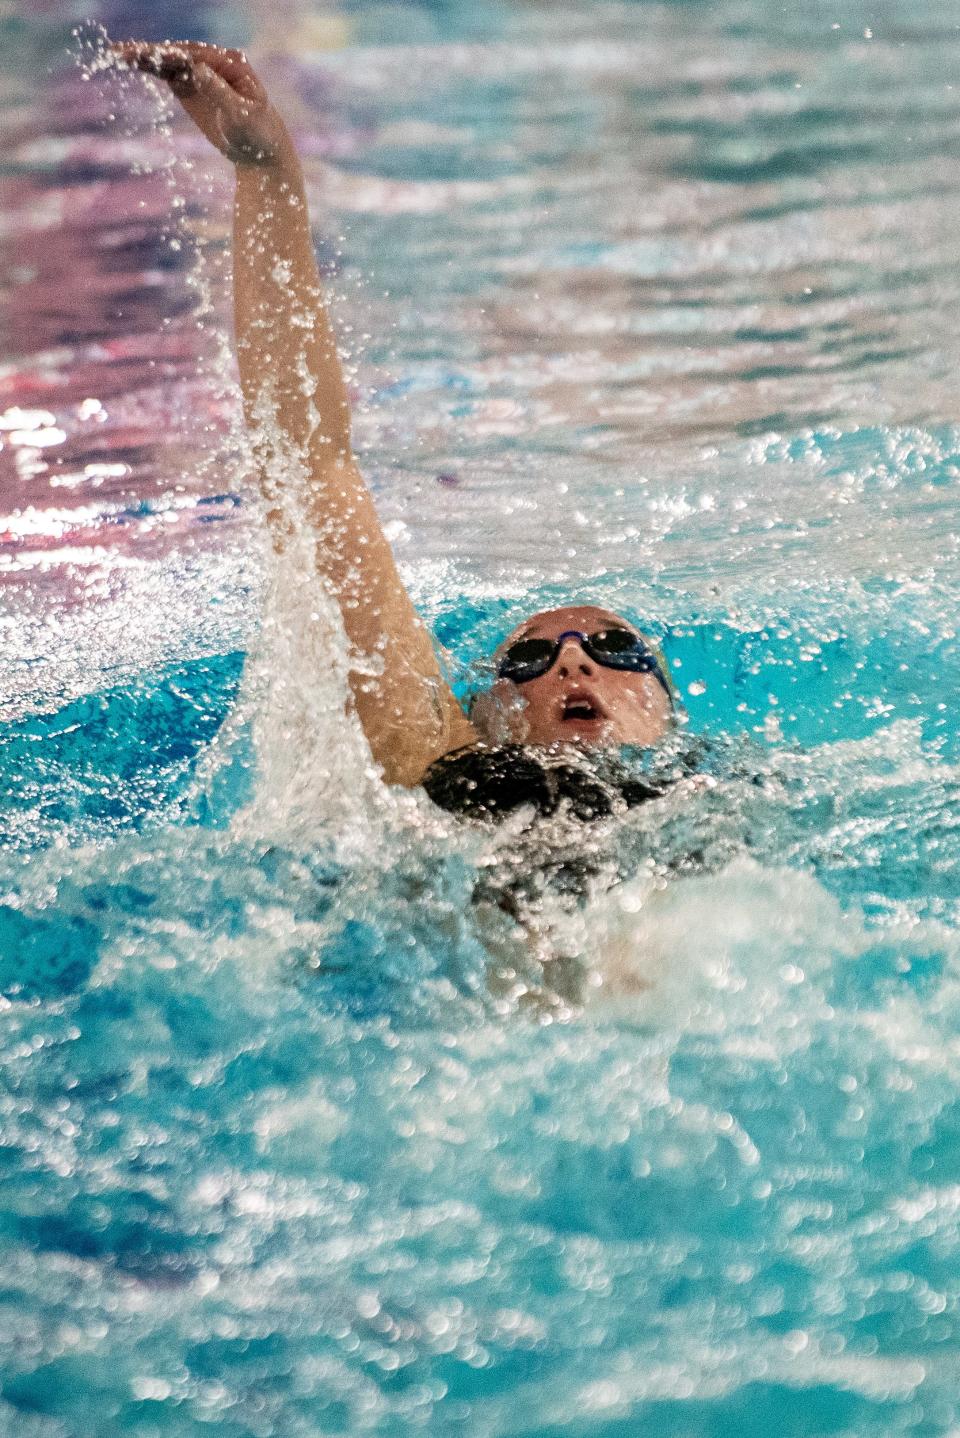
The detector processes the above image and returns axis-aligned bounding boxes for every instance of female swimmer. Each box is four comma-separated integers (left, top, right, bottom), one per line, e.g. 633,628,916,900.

114,41,677,819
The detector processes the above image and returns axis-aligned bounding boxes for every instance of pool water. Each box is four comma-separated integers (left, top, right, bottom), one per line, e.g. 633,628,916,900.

4,0,960,1433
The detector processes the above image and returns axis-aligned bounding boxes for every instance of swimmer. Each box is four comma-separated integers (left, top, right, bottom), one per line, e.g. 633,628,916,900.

114,41,676,815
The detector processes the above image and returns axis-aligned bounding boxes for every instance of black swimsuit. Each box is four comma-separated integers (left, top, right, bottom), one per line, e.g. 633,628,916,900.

422,742,671,933
422,735,767,1000
423,743,666,824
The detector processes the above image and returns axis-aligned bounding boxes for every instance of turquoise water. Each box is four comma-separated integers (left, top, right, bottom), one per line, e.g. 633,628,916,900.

4,1,960,1433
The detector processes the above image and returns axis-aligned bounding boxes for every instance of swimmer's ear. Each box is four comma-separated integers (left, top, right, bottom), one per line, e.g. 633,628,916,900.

466,689,492,733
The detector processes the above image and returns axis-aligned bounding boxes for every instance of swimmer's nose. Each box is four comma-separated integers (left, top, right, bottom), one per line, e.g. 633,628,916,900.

556,635,596,679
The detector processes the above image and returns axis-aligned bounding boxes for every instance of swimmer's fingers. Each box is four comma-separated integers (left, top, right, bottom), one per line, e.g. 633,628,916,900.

111,40,288,166
111,41,264,99
113,41,187,87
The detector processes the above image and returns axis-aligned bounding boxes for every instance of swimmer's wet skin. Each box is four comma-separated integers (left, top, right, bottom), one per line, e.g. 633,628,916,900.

113,41,675,803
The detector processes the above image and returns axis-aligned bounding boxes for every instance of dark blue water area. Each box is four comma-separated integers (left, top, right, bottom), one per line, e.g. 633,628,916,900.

0,614,958,1417
1,839,958,1436
0,573,957,1034
0,652,248,849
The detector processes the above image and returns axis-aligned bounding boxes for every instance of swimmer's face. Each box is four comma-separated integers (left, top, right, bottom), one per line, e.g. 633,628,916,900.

478,605,673,750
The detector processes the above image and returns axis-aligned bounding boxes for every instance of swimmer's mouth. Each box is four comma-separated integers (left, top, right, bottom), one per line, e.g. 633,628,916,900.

560,692,607,723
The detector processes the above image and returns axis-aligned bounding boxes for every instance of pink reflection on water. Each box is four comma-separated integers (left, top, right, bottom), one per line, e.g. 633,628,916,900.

0,52,244,582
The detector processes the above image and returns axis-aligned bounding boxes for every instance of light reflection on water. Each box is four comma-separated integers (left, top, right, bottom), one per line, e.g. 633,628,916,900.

2,1,960,1433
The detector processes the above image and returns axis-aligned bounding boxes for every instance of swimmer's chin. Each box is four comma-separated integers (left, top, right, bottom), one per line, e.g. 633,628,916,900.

523,717,620,750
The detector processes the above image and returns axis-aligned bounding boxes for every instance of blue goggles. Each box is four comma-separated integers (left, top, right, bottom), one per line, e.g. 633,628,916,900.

496,628,673,698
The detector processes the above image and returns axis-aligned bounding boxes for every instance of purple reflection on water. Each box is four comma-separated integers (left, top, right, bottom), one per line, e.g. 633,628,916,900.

0,10,359,597
1,39,233,558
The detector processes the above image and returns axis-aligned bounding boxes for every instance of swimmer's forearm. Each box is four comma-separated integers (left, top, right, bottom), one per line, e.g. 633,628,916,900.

232,147,476,782
232,151,413,642
115,41,355,483
233,144,354,476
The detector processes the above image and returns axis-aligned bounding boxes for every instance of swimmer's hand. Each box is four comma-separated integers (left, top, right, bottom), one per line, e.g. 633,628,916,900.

112,40,293,169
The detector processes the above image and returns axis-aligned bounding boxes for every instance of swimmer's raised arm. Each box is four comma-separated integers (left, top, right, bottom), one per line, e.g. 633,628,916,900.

114,41,476,785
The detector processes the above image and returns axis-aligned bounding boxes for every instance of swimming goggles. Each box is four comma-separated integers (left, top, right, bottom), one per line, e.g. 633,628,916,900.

496,628,673,697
